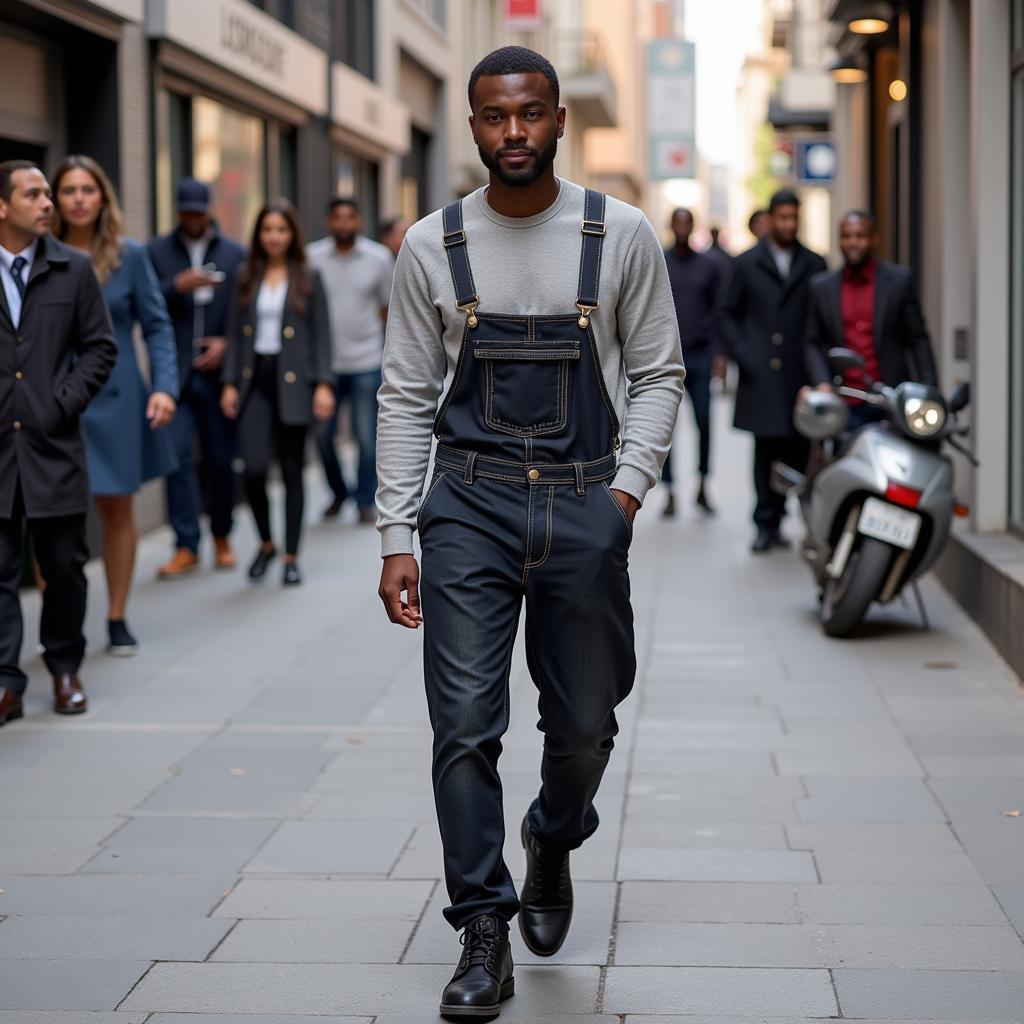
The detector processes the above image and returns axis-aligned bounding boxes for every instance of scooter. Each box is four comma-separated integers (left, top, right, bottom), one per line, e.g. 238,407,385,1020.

772,348,974,638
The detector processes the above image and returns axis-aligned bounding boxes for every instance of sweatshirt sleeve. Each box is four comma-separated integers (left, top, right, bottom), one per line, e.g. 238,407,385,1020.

375,241,448,557
609,216,687,504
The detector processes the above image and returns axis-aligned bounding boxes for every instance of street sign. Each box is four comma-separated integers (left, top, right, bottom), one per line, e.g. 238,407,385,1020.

505,0,542,30
795,138,836,185
647,39,697,181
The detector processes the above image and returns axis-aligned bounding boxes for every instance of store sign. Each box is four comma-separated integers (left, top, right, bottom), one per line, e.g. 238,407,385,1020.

795,137,837,185
147,0,328,115
647,39,696,180
332,63,411,156
505,0,543,30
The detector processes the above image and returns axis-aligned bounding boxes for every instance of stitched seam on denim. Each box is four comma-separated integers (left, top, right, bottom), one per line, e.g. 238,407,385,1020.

521,484,535,587
602,480,633,538
416,469,451,534
525,485,554,570
585,322,620,438
484,358,569,437
433,320,469,436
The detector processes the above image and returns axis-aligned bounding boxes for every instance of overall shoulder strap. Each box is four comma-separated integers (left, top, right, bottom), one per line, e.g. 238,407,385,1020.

576,189,606,325
441,200,479,324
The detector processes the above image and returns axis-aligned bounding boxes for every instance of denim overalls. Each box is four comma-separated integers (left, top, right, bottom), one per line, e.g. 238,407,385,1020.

419,190,637,929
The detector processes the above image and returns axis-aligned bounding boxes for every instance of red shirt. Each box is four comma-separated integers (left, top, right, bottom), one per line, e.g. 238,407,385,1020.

840,259,879,401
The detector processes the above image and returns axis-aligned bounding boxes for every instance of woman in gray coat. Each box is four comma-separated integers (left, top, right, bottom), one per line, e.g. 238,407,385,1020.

221,200,334,586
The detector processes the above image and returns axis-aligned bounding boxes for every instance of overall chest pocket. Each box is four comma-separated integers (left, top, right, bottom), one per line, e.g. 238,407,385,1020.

474,339,580,437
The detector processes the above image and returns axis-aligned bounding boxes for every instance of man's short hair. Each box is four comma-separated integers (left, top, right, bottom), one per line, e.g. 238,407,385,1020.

769,189,800,212
841,208,876,228
670,207,694,224
328,196,359,215
748,209,768,232
468,46,560,111
0,159,41,202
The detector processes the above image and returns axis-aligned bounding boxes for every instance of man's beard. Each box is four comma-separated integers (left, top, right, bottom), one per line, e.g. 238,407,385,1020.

478,133,558,187
332,231,357,246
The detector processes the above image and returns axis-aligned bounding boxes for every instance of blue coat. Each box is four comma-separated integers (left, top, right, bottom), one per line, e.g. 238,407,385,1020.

82,241,180,495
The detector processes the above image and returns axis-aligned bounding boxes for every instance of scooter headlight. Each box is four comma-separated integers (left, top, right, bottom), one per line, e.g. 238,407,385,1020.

903,396,946,438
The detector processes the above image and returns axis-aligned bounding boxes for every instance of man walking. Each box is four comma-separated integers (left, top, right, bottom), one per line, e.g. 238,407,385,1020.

661,207,723,517
804,210,938,426
148,178,246,577
721,189,826,552
0,160,116,723
376,47,684,1020
308,198,393,523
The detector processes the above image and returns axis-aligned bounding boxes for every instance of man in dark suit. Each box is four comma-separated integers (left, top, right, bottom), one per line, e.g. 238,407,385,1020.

0,160,116,724
721,189,827,553
147,179,246,578
803,210,938,428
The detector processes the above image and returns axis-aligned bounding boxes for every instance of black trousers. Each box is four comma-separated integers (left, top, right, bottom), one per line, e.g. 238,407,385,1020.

753,434,809,528
662,348,713,485
239,356,308,557
0,484,88,695
419,471,636,929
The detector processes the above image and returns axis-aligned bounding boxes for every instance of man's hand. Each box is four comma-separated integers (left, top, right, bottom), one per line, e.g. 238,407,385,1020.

379,554,423,628
220,385,240,421
174,267,220,294
313,383,336,423
798,383,835,401
712,355,729,381
146,391,176,430
610,488,641,524
193,337,227,372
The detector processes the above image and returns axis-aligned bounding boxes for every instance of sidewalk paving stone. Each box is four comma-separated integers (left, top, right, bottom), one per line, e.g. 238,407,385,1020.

0,959,150,1011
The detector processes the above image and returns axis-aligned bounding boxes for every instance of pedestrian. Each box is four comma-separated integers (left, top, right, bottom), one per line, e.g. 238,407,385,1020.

221,200,334,587
378,216,409,259
147,178,246,578
721,188,827,553
748,208,770,241
307,198,393,524
0,160,116,723
50,155,179,656
376,47,684,1020
803,209,938,429
661,207,723,518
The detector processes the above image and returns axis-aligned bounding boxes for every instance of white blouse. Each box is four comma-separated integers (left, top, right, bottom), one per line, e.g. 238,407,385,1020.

254,279,287,356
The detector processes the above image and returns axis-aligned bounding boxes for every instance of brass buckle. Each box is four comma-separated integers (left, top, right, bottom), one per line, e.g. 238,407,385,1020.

581,220,606,237
457,299,480,328
576,303,597,329
443,229,467,248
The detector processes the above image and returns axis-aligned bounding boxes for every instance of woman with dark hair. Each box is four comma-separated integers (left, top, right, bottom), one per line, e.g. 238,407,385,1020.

221,200,334,586
51,154,178,655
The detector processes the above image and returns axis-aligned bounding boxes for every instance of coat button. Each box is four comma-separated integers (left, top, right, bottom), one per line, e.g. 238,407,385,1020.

13,421,22,431
283,326,295,339
528,468,540,481
15,371,23,380
284,371,297,383
772,333,784,346
243,325,253,336
770,357,783,370
242,367,253,379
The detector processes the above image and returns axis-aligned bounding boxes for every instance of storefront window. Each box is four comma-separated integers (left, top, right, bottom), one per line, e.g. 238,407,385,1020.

193,96,266,243
334,150,380,234
1012,11,1024,530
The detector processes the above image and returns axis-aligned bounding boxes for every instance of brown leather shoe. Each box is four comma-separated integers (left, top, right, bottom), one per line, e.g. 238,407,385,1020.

53,674,88,715
213,536,236,570
0,687,24,726
157,548,200,579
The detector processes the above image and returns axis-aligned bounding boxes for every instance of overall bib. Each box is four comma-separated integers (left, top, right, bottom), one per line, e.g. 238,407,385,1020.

419,191,637,929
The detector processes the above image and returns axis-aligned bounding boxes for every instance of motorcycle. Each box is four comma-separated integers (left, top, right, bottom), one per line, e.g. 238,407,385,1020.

771,348,974,637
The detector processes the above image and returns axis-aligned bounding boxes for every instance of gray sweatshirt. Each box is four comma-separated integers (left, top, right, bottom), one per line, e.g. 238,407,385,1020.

376,178,685,557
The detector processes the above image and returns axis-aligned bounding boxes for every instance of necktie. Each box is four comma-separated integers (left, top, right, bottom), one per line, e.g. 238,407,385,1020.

11,256,27,298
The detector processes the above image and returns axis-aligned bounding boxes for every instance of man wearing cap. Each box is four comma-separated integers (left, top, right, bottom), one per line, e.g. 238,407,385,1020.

148,178,246,577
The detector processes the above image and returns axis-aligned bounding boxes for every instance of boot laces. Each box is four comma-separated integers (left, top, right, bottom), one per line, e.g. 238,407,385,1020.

533,841,570,898
460,917,501,971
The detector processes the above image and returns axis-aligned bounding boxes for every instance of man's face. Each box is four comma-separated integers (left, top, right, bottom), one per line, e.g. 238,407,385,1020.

327,204,361,246
178,211,210,239
770,203,799,247
839,215,875,268
0,168,53,239
750,212,770,240
671,212,694,248
470,72,565,188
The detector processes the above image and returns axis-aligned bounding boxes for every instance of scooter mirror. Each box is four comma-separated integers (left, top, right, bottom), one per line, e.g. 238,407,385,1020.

949,381,971,413
827,347,867,373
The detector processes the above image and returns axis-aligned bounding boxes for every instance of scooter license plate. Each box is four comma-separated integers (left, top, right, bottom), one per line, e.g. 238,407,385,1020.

858,497,921,550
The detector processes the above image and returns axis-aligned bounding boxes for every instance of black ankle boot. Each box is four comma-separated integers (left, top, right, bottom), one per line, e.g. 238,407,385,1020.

439,915,514,1021
248,546,276,580
518,815,573,957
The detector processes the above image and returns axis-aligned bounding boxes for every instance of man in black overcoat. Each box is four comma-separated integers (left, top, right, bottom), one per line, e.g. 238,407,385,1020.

720,189,827,552
0,161,116,724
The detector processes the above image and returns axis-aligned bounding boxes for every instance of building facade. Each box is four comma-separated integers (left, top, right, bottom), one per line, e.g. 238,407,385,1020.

828,0,1024,678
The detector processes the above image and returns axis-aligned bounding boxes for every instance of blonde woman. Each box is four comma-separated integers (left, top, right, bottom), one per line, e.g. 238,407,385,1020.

51,155,179,655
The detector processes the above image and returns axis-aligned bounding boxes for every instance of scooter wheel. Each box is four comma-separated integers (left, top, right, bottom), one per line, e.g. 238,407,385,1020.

821,538,894,638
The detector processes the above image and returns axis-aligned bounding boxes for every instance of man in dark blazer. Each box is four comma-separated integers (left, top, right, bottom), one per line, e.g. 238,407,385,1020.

720,189,827,553
147,179,246,578
803,210,938,428
0,160,116,724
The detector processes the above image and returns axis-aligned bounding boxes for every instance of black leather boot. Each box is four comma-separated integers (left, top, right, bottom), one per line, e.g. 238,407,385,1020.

439,915,514,1021
518,815,573,957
